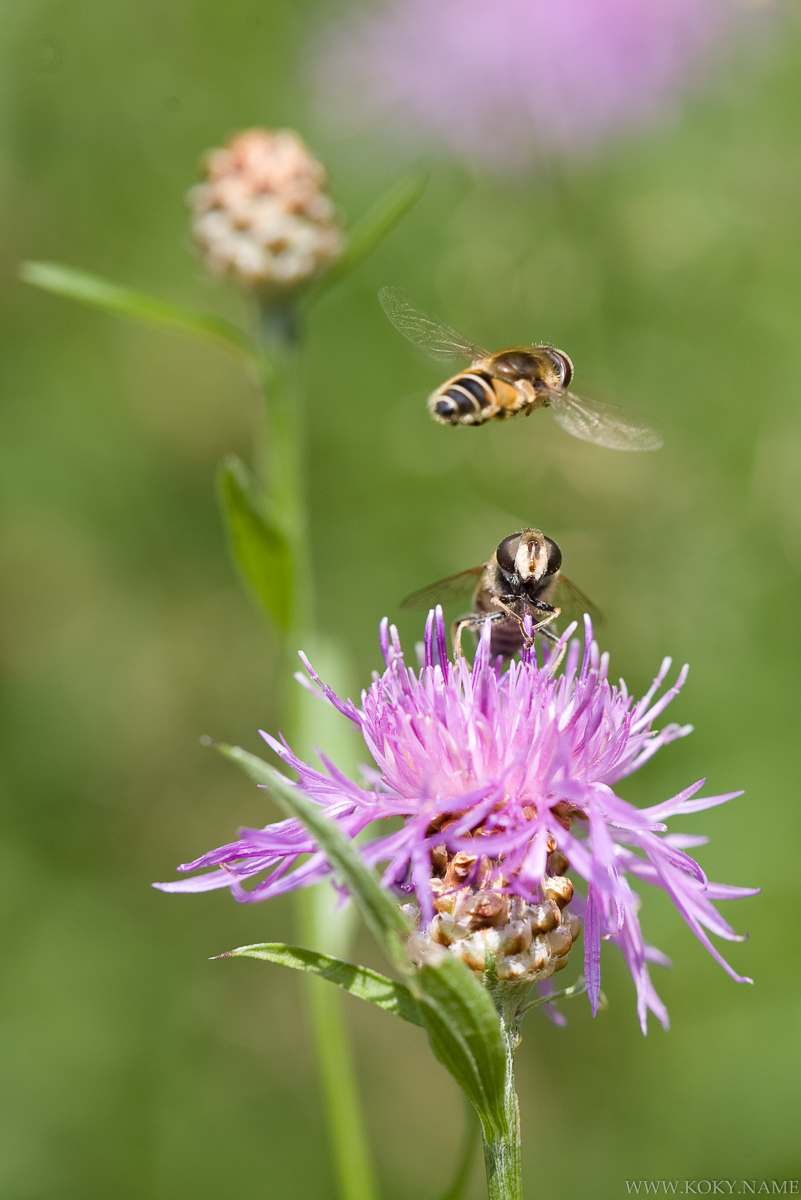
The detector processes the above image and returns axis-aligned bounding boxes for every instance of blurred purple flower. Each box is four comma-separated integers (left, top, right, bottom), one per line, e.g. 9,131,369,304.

156,612,756,1031
313,0,762,166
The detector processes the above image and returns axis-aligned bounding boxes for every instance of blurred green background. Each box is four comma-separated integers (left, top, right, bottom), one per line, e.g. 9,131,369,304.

1,1,800,1196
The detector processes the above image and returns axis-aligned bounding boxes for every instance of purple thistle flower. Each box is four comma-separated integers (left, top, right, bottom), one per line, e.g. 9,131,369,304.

156,612,756,1032
313,0,766,167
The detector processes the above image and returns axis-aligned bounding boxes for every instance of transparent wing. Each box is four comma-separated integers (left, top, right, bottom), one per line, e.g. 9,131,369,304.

546,388,663,452
400,565,485,612
551,572,604,627
379,286,489,365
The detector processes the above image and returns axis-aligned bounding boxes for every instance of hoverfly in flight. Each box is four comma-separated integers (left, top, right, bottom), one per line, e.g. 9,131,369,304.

380,287,662,451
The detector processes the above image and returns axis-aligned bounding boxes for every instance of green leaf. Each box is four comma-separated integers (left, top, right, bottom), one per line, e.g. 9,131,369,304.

411,954,511,1138
211,741,512,1137
210,743,410,962
219,942,422,1026
20,261,256,359
309,166,429,300
217,455,293,631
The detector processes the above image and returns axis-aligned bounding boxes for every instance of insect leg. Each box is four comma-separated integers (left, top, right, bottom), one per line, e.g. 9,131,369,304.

451,612,505,659
452,616,468,660
540,617,569,676
537,624,560,644
492,595,556,621
526,606,561,648
523,608,571,676
489,595,524,624
489,596,541,648
490,596,563,650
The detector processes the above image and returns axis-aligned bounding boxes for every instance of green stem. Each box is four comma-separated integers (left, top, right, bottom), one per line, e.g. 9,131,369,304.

254,306,311,628
481,1021,522,1200
437,1096,479,1200
253,297,377,1200
297,888,377,1200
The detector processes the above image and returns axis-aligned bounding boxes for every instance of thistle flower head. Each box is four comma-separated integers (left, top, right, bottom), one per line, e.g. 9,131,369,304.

315,0,769,167
157,613,756,1031
188,128,343,290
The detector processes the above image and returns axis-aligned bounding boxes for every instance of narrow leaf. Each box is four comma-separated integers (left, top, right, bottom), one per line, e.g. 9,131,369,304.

310,167,428,299
220,942,422,1026
217,455,293,631
213,740,512,1133
20,261,256,358
211,743,410,961
411,954,510,1136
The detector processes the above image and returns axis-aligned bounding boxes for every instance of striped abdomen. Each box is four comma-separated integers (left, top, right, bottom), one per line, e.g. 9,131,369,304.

429,371,496,425
488,617,526,659
429,370,528,426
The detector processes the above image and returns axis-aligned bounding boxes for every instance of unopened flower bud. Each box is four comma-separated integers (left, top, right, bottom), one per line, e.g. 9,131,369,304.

527,937,551,974
430,913,469,945
565,909,581,942
450,932,486,973
542,875,574,908
548,849,570,876
444,850,477,887
400,902,421,925
188,128,343,290
526,899,561,933
496,919,532,956
430,842,448,874
545,924,573,958
455,889,509,929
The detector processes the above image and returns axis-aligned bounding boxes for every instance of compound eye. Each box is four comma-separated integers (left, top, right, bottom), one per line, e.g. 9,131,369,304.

496,534,521,575
554,350,574,389
544,537,562,574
